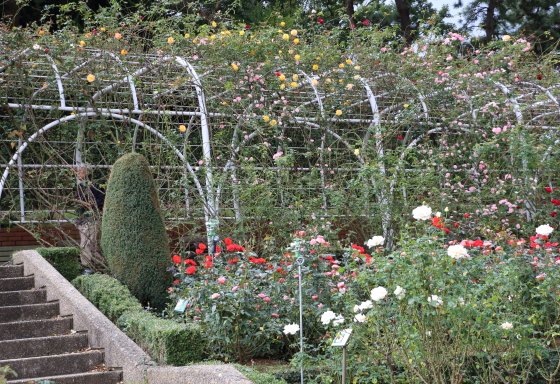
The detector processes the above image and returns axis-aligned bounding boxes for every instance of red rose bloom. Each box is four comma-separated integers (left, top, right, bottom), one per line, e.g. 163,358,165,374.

186,266,196,274
318,17,324,24
224,238,233,246
172,255,182,264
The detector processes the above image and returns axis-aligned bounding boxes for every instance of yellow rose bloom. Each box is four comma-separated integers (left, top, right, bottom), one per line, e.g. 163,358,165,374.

290,30,298,36
313,64,319,70
279,74,286,81
210,35,216,40
292,74,299,80
239,30,245,35
167,36,175,44
282,34,289,40
294,55,300,60
354,75,360,79
270,119,277,126
231,63,239,71
335,110,342,116
293,38,300,44
121,49,128,55
263,116,270,122
179,125,187,132
114,33,122,39
79,40,86,46
100,28,106,32
354,149,360,155
280,84,286,90
280,22,286,27
502,35,511,41
184,33,190,38
39,30,45,35
87,74,95,82
291,82,297,88
404,104,409,108
311,79,319,86
339,63,345,68
346,59,352,64
211,21,217,27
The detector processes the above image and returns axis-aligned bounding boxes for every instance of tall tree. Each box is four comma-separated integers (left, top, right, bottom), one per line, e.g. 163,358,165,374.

456,0,560,47
394,0,413,45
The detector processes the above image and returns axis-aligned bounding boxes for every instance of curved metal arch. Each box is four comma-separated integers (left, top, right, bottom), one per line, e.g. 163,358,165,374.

0,112,207,202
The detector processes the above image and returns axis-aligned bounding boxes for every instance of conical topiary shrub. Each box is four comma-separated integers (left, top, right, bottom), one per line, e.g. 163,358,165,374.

101,152,171,310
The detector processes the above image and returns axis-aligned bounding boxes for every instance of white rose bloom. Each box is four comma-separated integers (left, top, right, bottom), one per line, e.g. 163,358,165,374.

354,313,367,323
412,205,432,220
366,236,385,248
358,300,373,311
353,304,360,313
283,323,300,335
321,310,337,325
447,244,468,259
536,224,554,236
394,286,405,300
428,295,443,307
370,286,388,301
500,322,513,330
333,315,344,326
458,297,465,306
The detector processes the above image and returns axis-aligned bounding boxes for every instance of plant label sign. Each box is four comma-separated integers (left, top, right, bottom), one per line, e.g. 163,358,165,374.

174,298,190,313
331,328,352,347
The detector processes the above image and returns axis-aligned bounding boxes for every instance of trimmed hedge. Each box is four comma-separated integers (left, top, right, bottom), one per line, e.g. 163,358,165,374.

72,274,206,365
101,153,172,310
37,247,82,282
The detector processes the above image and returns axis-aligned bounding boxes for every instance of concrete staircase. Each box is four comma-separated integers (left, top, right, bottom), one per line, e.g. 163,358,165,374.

0,264,123,384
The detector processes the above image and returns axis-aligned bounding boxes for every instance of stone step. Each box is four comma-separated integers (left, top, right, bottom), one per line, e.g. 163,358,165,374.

7,370,123,384
0,265,23,278
0,333,89,360
0,289,46,307
0,317,73,341
0,276,34,292
0,350,105,380
0,302,59,323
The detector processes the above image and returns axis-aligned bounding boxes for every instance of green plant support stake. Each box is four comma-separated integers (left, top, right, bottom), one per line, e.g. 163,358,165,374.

293,238,304,384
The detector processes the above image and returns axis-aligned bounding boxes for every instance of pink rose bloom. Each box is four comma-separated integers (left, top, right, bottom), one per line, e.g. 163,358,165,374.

211,293,220,299
312,295,318,300
232,286,239,291
264,297,271,302
337,282,345,288
217,277,226,284
271,313,279,318
258,293,266,298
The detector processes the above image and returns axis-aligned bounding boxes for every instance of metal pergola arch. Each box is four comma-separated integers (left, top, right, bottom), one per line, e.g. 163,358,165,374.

1,46,560,240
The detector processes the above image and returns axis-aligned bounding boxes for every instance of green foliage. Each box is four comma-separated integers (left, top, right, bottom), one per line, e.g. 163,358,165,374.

233,364,289,384
118,310,206,365
101,152,172,310
0,365,16,384
37,247,82,282
73,273,206,365
72,274,143,322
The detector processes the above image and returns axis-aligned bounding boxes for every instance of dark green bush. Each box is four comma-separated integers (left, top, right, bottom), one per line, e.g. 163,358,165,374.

72,273,206,365
72,274,143,322
37,247,82,282
101,152,172,310
118,310,206,365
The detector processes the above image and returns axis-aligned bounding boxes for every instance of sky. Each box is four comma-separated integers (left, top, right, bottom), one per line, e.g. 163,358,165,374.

430,0,464,28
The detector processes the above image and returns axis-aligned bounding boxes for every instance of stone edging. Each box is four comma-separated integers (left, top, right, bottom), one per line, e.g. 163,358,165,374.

13,250,253,384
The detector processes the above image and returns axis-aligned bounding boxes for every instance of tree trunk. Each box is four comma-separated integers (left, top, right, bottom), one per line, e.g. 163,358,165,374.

484,0,497,43
345,0,356,28
2,0,21,26
394,0,413,45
